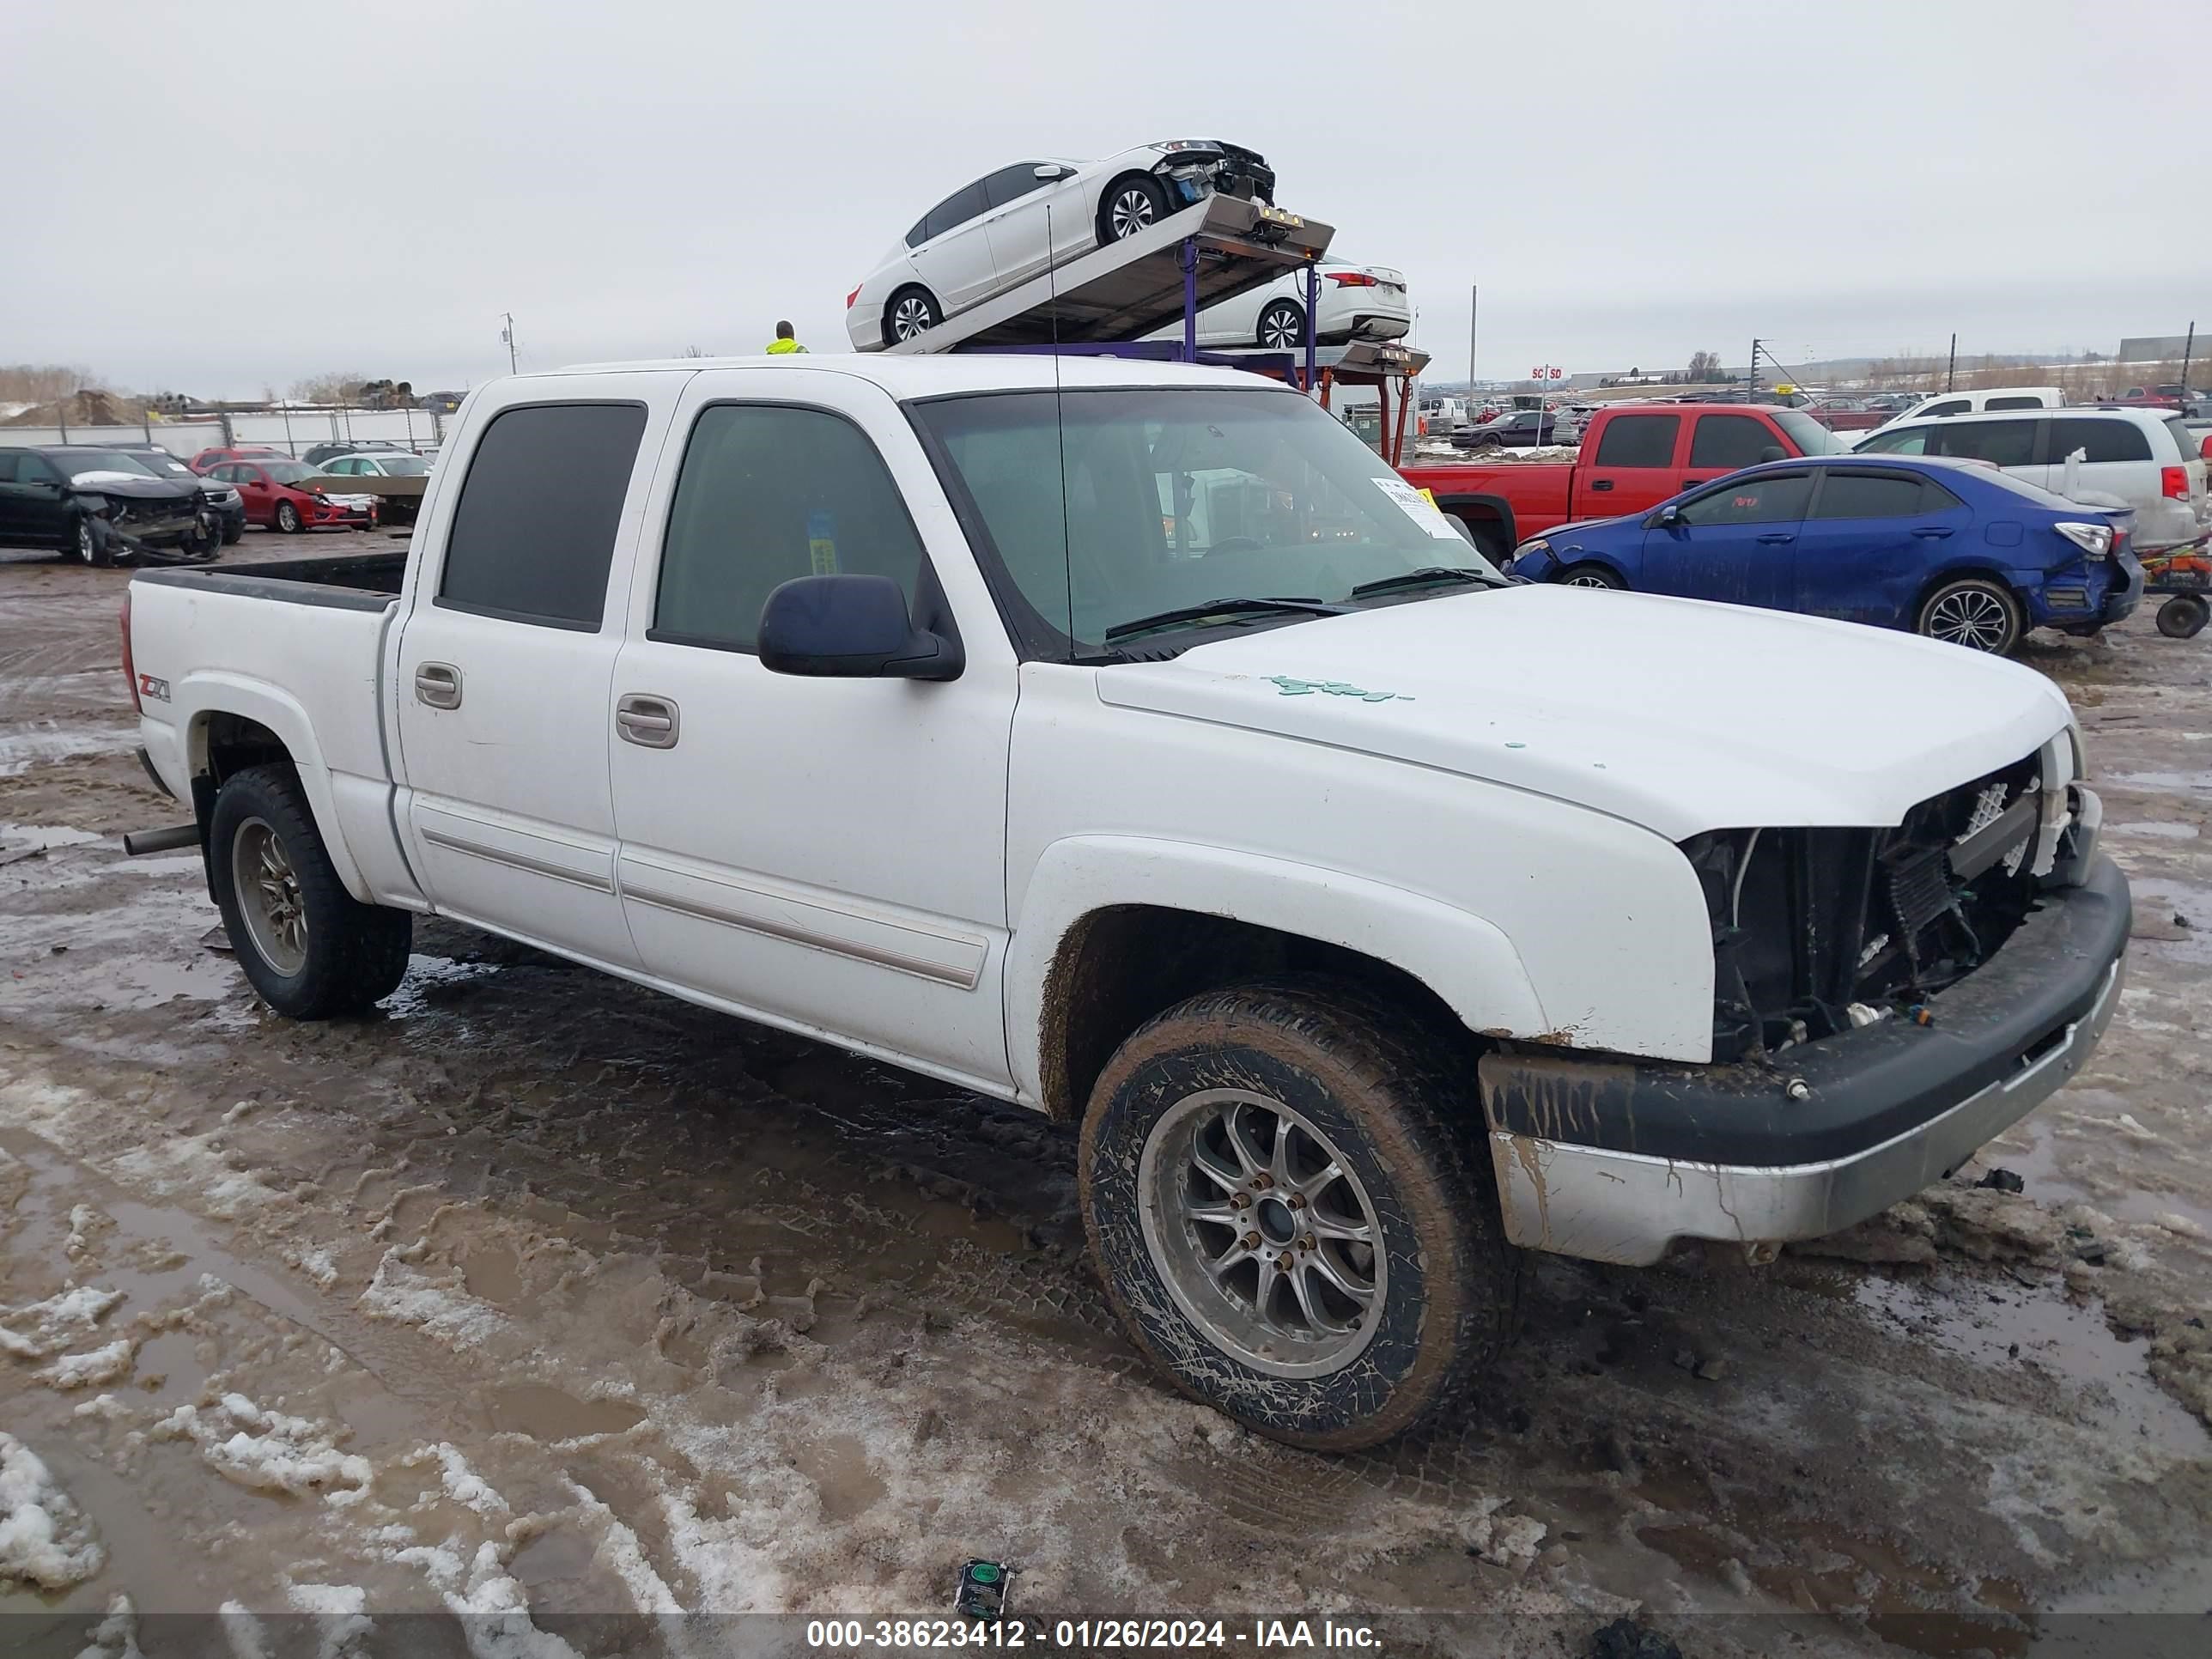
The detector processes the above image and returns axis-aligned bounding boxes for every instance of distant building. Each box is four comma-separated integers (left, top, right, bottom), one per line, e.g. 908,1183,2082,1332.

2118,335,2196,362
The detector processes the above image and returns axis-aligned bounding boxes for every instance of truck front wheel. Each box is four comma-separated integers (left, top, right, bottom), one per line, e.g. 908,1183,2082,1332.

1079,981,1508,1451
209,763,412,1018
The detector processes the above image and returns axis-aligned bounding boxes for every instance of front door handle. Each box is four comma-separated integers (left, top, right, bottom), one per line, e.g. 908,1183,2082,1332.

413,663,462,709
1589,478,1614,491
1756,532,1796,544
1681,478,1708,489
616,693,680,749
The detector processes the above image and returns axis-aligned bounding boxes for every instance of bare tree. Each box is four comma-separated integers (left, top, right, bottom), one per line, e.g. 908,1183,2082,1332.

287,370,373,404
1686,349,1723,384
0,363,97,404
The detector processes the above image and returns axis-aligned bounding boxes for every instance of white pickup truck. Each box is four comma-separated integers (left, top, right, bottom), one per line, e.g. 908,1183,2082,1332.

122,355,2129,1449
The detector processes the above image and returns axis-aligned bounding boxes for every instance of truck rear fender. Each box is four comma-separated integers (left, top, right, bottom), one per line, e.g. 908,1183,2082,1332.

1005,835,1549,1115
176,672,373,902
1431,492,1519,560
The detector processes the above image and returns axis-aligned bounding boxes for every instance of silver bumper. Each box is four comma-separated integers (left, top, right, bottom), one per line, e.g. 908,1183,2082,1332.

1486,955,2124,1267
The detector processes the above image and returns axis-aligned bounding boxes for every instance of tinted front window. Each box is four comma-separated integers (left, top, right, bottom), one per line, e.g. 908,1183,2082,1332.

1811,471,1942,519
1928,419,2037,467
1675,472,1814,526
264,462,320,484
923,181,989,240
1856,427,1926,455
915,388,1498,657
438,402,646,629
1920,400,1970,418
2047,418,2151,464
1593,414,1679,468
653,404,927,654
983,164,1048,208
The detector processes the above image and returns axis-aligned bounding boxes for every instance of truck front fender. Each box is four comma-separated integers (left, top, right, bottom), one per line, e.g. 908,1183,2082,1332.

1004,835,1548,1108
177,672,371,902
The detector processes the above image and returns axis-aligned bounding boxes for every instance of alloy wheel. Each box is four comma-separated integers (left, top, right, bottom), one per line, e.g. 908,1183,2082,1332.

1925,588,2013,650
1258,306,1304,349
230,816,308,975
890,296,934,341
1109,188,1157,239
1138,1088,1385,1377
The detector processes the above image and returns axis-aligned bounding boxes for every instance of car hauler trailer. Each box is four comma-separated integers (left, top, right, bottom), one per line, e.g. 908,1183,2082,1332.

881,192,1334,381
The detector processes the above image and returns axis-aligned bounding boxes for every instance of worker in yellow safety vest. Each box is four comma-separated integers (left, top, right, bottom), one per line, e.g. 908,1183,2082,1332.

765,321,807,355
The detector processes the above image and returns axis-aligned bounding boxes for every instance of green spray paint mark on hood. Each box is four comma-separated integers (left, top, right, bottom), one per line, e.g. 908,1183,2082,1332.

1267,676,1415,704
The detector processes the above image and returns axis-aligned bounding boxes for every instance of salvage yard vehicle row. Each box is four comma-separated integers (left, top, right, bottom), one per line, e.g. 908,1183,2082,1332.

123,353,2127,1449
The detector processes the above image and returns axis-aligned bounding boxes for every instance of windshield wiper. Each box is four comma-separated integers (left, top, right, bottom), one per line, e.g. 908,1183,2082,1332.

1103,596,1352,642
1348,566,1498,600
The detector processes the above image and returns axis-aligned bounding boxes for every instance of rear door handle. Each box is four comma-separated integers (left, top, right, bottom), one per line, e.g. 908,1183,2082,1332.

1756,532,1796,544
1589,478,1614,491
616,693,680,749
1912,526,1954,538
1681,478,1708,489
413,663,462,708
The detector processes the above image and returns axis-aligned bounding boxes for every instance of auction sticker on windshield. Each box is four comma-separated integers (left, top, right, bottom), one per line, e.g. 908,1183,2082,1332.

1375,477,1466,539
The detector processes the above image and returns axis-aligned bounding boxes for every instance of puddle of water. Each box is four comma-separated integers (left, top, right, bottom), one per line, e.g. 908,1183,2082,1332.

486,1383,645,1441
1854,1275,2209,1460
2112,821,2201,841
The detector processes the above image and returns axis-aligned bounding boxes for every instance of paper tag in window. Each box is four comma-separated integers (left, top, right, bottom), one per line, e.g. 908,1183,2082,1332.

1375,477,1465,539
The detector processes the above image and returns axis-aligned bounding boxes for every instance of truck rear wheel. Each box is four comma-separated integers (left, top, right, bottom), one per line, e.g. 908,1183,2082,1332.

1078,980,1508,1451
209,763,411,1018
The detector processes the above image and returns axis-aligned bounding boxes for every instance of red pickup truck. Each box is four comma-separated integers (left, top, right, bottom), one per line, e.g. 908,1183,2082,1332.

1400,402,1848,560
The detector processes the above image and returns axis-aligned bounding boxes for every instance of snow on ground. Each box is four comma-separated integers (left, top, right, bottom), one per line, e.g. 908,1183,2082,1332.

0,1430,106,1589
151,1394,374,1499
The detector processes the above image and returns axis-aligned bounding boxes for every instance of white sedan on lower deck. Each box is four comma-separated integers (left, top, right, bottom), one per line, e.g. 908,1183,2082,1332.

1140,259,1411,351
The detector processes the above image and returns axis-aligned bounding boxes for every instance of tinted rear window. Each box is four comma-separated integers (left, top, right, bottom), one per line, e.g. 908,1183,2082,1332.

2047,417,2152,464
2165,419,2204,462
438,403,647,629
1592,413,1678,468
1812,471,1950,519
1687,413,1778,470
1985,395,2044,411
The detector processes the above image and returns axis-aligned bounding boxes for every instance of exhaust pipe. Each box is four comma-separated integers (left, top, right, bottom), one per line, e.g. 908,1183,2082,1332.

123,823,200,856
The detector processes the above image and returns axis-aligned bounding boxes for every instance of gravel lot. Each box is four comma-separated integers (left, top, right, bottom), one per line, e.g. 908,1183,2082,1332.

3,531,2209,1656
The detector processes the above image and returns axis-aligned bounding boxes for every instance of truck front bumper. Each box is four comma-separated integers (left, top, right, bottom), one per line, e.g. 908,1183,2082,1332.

1477,854,2130,1267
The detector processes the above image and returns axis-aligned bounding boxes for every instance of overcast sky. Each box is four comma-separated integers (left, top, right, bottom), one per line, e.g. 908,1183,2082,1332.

8,0,2207,395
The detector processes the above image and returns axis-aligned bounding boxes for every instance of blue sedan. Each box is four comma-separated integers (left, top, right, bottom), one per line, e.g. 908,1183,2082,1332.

1507,455,2142,653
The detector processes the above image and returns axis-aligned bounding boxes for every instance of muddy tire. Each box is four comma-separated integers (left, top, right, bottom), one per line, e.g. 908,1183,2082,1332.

209,763,411,1018
1078,980,1507,1451
2156,593,2209,640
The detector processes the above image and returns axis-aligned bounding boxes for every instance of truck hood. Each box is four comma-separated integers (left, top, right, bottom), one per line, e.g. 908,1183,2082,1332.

1093,586,2072,842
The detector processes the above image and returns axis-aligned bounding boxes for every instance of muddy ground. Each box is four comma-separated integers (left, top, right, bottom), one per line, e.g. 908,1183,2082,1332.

2,532,2208,1657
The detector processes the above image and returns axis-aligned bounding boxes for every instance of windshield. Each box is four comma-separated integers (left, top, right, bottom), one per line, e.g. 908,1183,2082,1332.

371,454,430,476
914,387,1500,657
1771,409,1850,455
140,453,195,476
63,452,159,481
264,461,318,484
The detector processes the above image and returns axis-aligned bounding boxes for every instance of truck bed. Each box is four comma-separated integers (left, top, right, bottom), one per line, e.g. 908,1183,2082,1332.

132,550,406,611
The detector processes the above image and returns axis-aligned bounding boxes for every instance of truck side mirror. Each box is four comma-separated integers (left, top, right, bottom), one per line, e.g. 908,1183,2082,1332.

758,574,963,681
1759,445,1785,463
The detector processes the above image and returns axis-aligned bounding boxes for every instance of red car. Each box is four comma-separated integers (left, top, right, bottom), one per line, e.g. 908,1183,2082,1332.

198,458,377,533
187,446,288,472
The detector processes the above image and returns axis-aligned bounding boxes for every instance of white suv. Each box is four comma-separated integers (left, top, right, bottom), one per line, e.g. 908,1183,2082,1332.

1856,406,2211,554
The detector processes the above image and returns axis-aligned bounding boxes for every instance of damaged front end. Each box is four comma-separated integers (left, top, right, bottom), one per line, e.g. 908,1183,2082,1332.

1152,139,1276,207
1683,735,2096,1063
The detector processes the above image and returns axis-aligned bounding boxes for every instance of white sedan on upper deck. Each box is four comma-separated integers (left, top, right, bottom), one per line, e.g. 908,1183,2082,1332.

843,139,1277,351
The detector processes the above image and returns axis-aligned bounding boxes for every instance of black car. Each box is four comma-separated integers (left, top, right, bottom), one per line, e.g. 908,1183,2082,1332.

103,444,246,544
1451,410,1573,450
0,446,217,565
301,439,414,467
